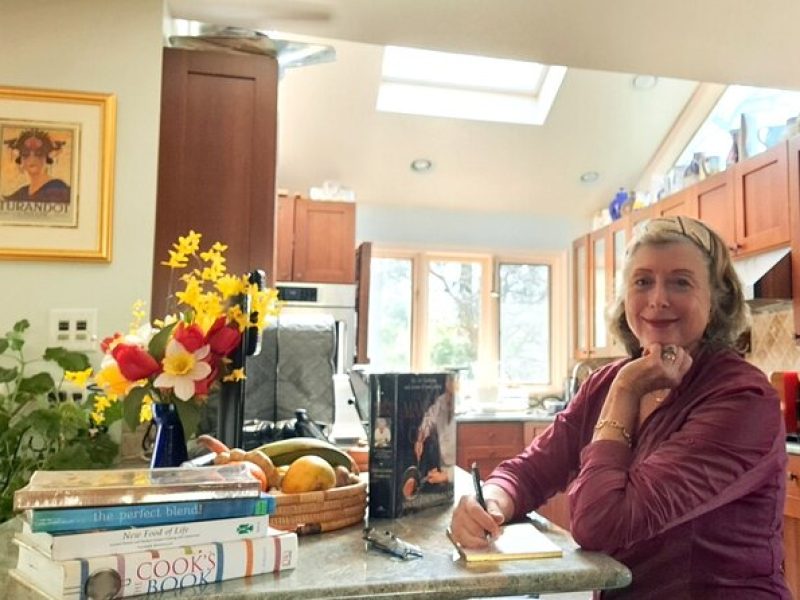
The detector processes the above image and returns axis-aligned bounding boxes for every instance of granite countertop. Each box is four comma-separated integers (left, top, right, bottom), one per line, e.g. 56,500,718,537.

1,470,631,600
456,409,557,423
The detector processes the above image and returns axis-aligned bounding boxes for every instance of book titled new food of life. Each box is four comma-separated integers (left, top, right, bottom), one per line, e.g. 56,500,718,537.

10,528,298,600
13,463,261,511
24,493,276,534
18,514,271,561
449,523,563,563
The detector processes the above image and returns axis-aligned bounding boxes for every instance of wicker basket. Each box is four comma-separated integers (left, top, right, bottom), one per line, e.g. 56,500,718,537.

269,480,367,534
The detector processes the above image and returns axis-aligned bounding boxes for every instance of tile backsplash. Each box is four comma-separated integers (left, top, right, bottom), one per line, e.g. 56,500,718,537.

746,304,800,375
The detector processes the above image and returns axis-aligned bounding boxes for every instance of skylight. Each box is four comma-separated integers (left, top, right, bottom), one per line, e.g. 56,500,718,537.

376,46,567,125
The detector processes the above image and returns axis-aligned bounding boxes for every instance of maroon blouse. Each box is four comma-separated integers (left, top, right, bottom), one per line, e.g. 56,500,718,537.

486,347,790,599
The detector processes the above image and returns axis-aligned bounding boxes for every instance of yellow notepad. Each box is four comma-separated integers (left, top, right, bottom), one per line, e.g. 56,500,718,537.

450,522,563,563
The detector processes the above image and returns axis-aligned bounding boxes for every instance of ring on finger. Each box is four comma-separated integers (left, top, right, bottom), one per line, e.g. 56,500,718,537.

660,345,678,362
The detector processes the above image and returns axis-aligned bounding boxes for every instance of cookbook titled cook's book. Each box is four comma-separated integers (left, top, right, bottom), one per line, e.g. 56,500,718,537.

13,464,261,511
10,527,298,600
449,522,563,563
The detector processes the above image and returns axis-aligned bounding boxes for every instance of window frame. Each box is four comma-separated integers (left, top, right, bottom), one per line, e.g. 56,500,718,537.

370,246,567,399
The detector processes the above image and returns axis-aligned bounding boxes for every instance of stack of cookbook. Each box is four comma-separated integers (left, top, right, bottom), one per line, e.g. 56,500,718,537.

9,463,298,599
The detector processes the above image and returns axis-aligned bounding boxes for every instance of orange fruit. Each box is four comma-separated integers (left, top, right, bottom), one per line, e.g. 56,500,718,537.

281,455,337,493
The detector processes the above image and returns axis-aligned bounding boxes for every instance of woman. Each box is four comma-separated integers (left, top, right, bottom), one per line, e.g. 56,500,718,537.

449,216,789,598
3,128,70,203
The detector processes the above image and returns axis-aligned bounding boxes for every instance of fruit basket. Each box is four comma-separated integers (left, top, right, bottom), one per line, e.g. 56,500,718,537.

269,479,367,534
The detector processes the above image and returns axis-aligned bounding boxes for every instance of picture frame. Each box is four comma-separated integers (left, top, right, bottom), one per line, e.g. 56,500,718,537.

0,86,116,262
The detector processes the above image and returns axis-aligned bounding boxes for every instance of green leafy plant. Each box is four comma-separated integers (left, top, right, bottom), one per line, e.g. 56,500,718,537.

0,320,119,523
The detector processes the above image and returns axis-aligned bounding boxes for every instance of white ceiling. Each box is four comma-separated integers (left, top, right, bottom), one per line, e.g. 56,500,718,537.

166,1,800,220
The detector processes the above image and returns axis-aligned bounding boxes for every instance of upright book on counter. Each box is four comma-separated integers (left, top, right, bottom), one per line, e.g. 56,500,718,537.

13,463,261,511
18,514,271,561
368,372,456,518
10,527,298,600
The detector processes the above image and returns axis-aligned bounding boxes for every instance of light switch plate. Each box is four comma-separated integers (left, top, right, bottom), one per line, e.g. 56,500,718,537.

48,308,98,351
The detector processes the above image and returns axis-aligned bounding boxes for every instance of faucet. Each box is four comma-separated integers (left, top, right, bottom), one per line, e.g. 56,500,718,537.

566,359,596,403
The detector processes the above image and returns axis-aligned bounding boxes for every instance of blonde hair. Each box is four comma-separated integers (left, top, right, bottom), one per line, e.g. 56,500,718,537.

607,216,750,356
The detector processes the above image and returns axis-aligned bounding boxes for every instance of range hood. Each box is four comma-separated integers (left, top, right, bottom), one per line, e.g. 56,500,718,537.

168,22,335,73
733,246,792,307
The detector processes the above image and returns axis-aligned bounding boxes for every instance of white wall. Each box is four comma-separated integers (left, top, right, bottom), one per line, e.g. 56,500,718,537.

357,204,586,251
0,0,164,362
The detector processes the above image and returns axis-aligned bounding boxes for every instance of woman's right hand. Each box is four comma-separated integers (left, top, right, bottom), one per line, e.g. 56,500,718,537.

449,492,506,549
613,342,692,398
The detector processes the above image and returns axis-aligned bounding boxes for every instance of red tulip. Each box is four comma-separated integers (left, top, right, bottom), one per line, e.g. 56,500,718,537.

100,332,122,354
173,321,206,353
208,322,241,356
112,344,160,381
194,357,219,396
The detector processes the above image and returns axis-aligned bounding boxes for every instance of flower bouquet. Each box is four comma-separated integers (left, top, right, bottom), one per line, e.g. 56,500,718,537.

87,231,280,464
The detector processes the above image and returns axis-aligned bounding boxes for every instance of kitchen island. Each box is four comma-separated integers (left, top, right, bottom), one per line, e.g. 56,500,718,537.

0,469,631,600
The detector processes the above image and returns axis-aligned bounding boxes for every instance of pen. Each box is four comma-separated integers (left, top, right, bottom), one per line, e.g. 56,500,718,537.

471,462,487,511
471,462,492,540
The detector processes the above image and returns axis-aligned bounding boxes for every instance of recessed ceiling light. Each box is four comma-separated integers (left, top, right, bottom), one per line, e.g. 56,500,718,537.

580,171,599,183
632,74,658,90
410,158,433,172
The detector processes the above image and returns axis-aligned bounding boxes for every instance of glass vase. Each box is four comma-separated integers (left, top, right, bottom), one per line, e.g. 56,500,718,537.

150,402,188,468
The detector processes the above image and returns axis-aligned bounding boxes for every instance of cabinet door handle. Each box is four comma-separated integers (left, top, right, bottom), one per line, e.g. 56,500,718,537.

788,472,798,483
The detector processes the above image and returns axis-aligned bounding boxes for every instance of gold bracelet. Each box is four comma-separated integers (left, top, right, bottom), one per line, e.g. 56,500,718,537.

594,418,633,448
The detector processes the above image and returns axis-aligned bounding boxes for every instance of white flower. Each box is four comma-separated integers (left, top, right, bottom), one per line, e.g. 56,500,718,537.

153,340,211,401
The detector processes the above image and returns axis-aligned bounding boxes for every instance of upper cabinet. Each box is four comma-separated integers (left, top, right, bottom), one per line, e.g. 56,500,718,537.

695,170,735,248
787,136,800,340
152,48,278,315
573,217,630,358
275,195,356,283
572,235,590,358
572,136,799,360
733,142,790,254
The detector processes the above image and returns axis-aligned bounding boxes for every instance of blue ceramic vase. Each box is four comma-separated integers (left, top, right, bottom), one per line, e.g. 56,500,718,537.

150,402,188,468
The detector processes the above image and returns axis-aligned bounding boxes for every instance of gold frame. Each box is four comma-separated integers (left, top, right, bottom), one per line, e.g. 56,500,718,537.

0,86,116,262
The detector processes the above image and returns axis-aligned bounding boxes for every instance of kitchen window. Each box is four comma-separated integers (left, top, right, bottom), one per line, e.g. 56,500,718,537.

367,249,567,407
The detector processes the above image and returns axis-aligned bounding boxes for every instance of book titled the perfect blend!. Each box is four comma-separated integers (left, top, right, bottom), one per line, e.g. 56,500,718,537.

23,494,275,534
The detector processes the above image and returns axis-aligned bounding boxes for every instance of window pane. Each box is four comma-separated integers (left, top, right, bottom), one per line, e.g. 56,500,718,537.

368,257,412,371
427,261,482,375
499,263,550,384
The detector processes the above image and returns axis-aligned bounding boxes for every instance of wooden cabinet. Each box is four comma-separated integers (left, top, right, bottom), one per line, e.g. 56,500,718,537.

456,420,571,530
572,235,591,359
275,195,356,283
457,422,524,476
654,186,698,219
785,454,800,598
590,229,608,351
788,136,800,340
733,142,790,256
152,48,278,314
695,170,736,250
573,218,630,359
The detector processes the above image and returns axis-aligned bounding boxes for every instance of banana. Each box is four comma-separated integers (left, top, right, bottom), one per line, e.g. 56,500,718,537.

254,437,356,471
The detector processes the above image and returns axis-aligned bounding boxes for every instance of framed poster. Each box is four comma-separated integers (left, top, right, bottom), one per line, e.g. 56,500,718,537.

0,86,116,261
